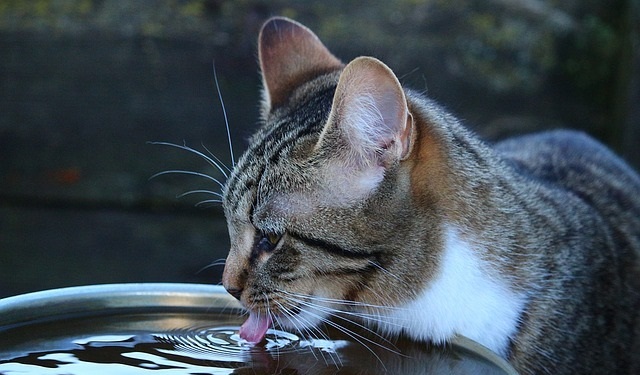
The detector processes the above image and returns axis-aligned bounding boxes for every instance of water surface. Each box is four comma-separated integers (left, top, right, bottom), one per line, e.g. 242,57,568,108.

0,311,511,374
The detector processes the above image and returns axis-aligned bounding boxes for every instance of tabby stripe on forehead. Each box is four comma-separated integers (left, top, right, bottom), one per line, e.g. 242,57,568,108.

290,232,378,260
225,87,334,203
257,87,334,164
255,87,332,152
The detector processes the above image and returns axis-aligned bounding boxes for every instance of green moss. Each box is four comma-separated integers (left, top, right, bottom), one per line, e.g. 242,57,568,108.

564,15,619,92
180,0,205,18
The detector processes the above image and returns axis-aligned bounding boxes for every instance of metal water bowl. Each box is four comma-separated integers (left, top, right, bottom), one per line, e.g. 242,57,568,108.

0,283,518,374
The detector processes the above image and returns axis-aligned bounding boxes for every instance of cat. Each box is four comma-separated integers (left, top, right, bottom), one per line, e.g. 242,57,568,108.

220,16,640,375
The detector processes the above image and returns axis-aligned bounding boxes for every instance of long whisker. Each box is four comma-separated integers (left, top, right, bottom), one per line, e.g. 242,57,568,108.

195,199,223,208
274,300,341,366
263,294,286,372
280,290,407,315
274,303,321,364
148,141,229,179
196,258,226,274
279,291,410,334
367,260,412,289
201,142,232,174
286,294,403,351
310,301,406,328
278,300,332,343
177,189,224,199
212,62,235,168
286,301,392,370
149,169,225,188
276,292,403,357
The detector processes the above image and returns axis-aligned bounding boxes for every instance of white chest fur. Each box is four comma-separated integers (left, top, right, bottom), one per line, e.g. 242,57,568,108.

378,226,526,357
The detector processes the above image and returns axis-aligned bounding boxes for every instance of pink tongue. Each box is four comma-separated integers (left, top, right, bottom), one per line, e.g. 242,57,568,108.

239,312,272,343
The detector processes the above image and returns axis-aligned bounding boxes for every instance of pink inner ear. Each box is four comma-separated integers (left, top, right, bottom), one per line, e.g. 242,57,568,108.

330,57,410,167
377,88,406,131
313,57,412,205
375,89,407,150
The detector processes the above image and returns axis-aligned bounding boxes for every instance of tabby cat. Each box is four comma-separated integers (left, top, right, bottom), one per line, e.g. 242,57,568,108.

220,17,640,374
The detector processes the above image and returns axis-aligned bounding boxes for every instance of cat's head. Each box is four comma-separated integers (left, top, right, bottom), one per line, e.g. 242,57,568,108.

222,17,445,342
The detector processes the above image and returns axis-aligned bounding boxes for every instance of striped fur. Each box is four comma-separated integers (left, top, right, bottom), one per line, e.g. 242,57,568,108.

221,17,640,374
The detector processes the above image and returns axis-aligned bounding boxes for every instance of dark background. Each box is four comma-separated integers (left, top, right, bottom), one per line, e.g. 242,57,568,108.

1,0,638,298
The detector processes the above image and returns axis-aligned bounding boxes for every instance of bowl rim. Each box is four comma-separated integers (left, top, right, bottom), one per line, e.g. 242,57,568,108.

0,283,241,329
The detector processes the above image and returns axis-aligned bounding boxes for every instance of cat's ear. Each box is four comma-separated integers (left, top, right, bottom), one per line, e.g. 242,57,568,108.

317,57,414,202
259,17,343,110
326,57,413,164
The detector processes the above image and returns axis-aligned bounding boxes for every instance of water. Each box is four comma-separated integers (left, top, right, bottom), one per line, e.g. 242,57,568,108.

0,312,337,374
0,311,512,374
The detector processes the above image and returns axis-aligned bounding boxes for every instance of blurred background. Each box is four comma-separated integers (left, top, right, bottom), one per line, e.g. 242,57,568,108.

1,0,638,298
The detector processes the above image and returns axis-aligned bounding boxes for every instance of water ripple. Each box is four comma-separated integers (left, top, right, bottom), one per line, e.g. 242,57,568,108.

153,325,328,362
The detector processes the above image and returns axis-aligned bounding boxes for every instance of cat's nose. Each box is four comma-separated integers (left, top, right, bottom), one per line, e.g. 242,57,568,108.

222,258,247,301
225,286,244,301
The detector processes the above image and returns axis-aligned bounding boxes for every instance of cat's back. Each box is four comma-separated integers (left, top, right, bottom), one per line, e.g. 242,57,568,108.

495,130,640,373
496,129,640,236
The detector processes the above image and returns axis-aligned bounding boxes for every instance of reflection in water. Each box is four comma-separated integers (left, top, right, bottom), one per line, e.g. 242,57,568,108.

0,321,510,375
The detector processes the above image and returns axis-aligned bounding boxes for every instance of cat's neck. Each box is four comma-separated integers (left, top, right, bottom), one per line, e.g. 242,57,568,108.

405,93,554,283
379,225,527,357
407,94,510,230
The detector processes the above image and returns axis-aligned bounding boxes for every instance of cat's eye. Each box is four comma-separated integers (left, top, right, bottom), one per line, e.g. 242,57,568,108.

256,232,282,253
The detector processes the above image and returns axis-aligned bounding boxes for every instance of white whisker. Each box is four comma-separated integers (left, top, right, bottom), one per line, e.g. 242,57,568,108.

280,290,408,315
196,258,226,274
274,299,342,366
149,169,225,188
177,189,224,199
273,301,321,362
287,302,392,371
306,298,406,329
201,142,232,173
286,294,403,352
195,199,223,207
367,260,412,288
285,293,381,322
148,141,230,179
273,290,405,369
212,62,235,168
285,302,332,343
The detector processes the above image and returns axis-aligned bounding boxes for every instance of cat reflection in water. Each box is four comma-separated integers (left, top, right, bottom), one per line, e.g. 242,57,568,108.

210,17,639,375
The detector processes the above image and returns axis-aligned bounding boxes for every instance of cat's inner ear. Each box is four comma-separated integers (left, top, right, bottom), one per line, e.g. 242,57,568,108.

314,57,414,204
323,56,413,167
259,17,343,109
